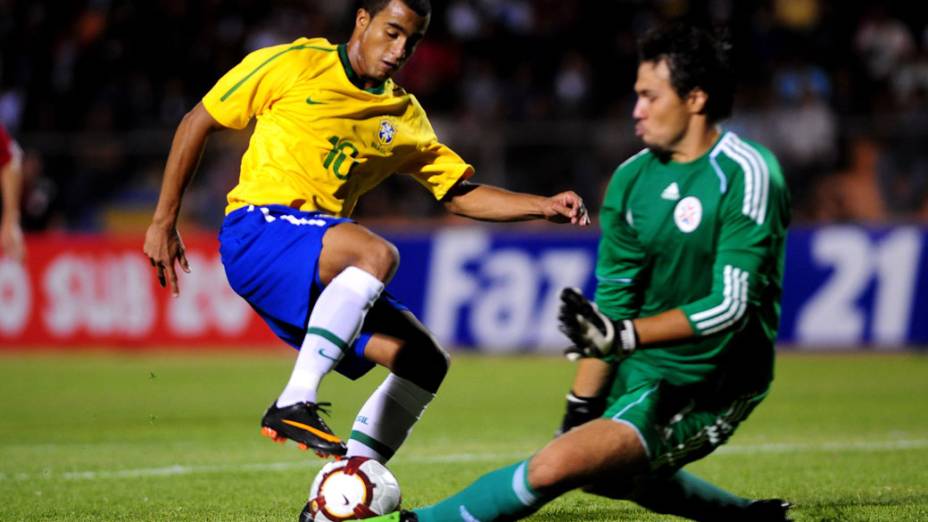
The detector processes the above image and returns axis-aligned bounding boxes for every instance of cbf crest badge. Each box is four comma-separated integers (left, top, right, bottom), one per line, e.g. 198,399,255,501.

673,196,702,233
378,120,396,145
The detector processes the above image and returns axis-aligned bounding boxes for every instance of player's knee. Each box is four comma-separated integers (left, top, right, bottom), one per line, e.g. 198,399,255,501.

527,453,571,493
361,240,399,281
409,337,450,392
425,341,451,381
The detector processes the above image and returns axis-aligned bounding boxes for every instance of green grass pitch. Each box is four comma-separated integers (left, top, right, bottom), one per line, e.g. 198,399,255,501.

0,350,926,521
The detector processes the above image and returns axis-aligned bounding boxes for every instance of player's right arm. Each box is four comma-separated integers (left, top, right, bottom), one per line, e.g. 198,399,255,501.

143,103,226,296
144,42,298,295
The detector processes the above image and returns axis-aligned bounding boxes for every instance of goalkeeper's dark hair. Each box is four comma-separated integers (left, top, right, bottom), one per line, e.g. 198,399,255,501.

361,0,431,18
637,22,735,123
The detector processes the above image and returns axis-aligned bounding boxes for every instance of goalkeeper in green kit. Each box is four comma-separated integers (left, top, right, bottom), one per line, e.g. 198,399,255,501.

364,22,792,522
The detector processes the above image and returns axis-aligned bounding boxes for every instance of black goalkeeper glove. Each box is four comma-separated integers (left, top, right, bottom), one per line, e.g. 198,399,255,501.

558,287,638,361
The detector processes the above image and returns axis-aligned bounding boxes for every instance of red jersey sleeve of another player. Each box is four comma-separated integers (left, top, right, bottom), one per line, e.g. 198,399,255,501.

0,125,12,169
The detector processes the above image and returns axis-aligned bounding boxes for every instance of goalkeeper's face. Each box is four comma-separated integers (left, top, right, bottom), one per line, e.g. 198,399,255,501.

632,59,698,155
353,0,430,82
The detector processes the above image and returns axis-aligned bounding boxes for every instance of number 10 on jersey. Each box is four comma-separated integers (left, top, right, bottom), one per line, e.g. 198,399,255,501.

323,136,359,180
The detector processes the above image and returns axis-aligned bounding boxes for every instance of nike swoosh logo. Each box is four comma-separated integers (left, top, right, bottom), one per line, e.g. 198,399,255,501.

281,419,343,443
318,348,340,362
305,96,325,105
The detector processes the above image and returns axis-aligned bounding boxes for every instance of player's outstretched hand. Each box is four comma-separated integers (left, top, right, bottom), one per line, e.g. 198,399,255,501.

143,223,191,297
543,191,591,226
558,287,638,360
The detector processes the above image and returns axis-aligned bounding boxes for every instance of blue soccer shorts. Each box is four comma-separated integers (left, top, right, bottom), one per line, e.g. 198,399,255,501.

218,204,408,380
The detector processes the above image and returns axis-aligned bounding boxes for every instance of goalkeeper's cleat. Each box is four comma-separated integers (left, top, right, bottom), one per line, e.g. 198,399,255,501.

555,391,606,436
261,401,347,457
744,499,792,521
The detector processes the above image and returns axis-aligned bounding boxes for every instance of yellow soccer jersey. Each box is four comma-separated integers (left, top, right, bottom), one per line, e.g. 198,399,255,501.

202,37,474,216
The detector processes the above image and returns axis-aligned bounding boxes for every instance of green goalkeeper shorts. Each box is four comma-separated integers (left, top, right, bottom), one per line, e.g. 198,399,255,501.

604,359,768,473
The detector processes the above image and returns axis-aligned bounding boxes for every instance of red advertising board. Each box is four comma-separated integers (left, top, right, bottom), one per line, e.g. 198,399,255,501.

0,234,278,349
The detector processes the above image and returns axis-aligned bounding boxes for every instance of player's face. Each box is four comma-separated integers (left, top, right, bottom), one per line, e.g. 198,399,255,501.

632,60,692,153
354,0,429,81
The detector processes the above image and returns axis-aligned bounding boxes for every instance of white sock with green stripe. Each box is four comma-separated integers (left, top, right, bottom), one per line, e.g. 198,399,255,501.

347,374,434,462
277,266,383,407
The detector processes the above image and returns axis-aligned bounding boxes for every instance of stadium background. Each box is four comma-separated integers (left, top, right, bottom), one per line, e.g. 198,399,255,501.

0,0,926,350
1,1,927,521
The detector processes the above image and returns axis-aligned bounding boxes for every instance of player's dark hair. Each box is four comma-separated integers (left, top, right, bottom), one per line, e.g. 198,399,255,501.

361,0,431,18
637,23,735,122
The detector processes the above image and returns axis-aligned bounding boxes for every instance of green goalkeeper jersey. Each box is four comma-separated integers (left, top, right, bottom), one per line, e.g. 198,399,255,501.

595,131,790,388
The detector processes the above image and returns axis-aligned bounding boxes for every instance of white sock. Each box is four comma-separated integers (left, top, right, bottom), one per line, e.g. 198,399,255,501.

276,266,384,407
347,373,435,462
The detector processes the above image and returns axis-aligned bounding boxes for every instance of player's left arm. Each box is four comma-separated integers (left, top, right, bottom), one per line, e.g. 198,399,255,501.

561,148,790,354
401,99,589,226
443,181,591,225
0,134,24,261
676,150,790,341
641,154,790,345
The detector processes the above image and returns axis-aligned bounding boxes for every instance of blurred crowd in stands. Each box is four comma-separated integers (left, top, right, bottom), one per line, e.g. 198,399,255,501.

1,0,927,230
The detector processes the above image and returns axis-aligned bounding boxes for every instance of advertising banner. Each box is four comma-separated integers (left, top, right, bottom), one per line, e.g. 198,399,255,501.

1,226,925,350
0,234,276,348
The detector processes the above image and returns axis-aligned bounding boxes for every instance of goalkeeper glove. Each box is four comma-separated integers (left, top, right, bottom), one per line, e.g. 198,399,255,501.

558,287,638,361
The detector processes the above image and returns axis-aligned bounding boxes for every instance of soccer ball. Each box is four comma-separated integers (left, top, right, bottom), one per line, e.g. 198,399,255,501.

304,457,401,521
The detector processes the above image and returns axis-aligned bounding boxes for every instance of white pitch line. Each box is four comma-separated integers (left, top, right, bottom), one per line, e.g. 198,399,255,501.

2,440,926,483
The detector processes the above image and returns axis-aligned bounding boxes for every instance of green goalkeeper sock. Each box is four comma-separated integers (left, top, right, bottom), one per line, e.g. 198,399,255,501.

413,461,545,522
632,469,750,520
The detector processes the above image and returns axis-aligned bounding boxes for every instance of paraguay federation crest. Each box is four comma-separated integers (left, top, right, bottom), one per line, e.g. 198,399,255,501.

378,119,396,145
673,196,702,233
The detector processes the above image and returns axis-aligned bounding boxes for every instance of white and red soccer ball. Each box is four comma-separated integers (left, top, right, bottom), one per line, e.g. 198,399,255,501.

305,457,401,521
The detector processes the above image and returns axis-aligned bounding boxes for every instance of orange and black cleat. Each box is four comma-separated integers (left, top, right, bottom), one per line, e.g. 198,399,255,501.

260,401,347,457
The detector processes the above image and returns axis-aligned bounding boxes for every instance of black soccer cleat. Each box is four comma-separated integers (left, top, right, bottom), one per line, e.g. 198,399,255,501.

555,392,606,437
261,401,347,457
743,499,792,521
299,502,312,522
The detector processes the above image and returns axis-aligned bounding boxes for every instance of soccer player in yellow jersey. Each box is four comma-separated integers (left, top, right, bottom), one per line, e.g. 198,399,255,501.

143,0,590,460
